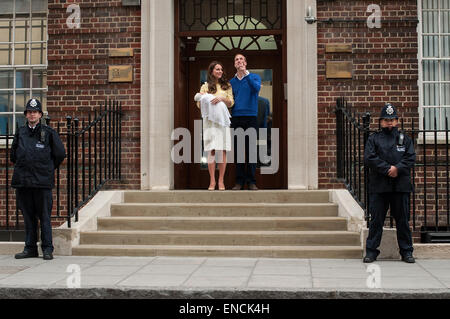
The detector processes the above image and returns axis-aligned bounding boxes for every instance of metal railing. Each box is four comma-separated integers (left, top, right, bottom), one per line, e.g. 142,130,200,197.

336,97,450,242
0,99,122,237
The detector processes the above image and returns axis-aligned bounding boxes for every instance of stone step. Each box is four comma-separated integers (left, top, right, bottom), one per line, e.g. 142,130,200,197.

79,230,361,246
72,244,363,259
123,190,331,204
97,216,348,231
111,203,339,217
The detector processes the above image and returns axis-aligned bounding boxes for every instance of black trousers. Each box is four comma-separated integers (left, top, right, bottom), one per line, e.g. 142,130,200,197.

231,116,258,186
17,188,54,254
366,192,413,257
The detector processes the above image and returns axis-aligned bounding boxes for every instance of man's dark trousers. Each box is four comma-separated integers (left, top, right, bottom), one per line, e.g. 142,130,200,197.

17,188,54,254
231,116,258,187
366,192,413,258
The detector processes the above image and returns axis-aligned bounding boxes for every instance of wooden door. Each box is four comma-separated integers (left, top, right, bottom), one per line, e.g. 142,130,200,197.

183,53,286,189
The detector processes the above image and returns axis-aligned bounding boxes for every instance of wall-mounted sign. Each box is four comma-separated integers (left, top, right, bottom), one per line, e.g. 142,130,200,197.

108,65,133,82
122,0,140,6
326,61,353,79
109,48,134,57
326,44,353,53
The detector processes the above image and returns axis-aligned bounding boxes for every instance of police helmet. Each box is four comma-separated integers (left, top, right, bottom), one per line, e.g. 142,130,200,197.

24,98,43,115
380,103,398,120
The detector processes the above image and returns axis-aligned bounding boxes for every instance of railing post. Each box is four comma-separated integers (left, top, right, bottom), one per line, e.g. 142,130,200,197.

336,98,344,179
362,112,371,226
66,116,72,228
74,118,79,223
5,122,9,231
56,122,61,217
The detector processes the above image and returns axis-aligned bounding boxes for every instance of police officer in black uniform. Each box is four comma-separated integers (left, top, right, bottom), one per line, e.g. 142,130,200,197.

11,99,66,260
363,103,416,263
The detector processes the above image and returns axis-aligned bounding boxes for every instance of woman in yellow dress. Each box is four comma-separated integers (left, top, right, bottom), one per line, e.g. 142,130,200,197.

196,61,234,190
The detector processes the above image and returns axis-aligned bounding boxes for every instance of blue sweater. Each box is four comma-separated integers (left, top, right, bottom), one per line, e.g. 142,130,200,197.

230,73,261,117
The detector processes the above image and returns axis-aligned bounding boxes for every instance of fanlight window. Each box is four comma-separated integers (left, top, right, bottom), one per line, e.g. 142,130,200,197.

196,15,278,51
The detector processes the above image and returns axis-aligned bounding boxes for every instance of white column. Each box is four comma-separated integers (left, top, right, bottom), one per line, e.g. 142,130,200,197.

141,0,174,190
287,0,318,189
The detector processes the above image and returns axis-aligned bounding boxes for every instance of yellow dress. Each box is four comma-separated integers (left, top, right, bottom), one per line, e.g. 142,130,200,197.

198,83,234,151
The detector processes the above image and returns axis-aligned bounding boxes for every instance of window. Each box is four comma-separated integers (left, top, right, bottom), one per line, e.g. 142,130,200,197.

196,16,278,51
0,0,47,135
419,0,450,130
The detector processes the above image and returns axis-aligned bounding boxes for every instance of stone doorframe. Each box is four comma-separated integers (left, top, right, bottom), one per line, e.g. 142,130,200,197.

140,0,318,190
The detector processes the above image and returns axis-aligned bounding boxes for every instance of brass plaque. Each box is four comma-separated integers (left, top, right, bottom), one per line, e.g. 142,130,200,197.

326,61,353,79
109,48,134,57
108,65,133,82
326,44,353,53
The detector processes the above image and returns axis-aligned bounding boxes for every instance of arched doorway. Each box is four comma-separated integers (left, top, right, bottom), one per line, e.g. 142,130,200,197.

174,0,287,189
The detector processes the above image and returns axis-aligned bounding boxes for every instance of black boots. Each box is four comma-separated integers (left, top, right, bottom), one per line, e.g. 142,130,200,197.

14,250,39,259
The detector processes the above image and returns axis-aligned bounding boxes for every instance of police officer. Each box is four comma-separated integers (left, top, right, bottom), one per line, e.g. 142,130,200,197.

11,99,66,260
363,103,416,263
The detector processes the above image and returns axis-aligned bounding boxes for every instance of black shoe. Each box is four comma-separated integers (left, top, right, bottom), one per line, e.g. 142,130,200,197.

43,252,54,260
15,250,39,259
248,184,258,191
401,254,415,263
363,255,377,263
232,184,243,190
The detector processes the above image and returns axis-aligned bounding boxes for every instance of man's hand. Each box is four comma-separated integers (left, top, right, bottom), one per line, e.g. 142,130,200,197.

388,165,398,178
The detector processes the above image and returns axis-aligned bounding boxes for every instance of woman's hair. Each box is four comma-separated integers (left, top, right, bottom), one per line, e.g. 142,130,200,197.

207,61,230,94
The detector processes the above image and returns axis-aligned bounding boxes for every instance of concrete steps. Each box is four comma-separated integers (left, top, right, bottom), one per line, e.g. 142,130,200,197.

97,216,348,231
110,203,339,217
72,191,363,258
72,244,363,259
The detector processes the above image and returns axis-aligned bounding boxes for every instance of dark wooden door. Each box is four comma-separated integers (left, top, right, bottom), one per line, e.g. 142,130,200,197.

183,54,286,189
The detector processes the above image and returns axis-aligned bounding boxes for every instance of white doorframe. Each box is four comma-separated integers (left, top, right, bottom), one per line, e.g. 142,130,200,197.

140,0,318,190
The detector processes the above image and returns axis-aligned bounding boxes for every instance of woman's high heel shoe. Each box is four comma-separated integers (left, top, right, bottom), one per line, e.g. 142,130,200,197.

218,182,225,191
208,183,216,191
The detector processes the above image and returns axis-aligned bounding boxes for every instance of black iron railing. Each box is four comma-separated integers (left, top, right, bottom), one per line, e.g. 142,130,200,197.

0,99,122,238
336,97,450,242
65,99,123,228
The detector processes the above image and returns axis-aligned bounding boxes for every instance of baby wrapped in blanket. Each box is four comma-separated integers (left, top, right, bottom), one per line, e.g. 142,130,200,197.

194,93,231,127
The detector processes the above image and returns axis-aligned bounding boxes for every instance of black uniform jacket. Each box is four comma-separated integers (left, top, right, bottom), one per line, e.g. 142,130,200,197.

364,127,416,193
11,123,66,189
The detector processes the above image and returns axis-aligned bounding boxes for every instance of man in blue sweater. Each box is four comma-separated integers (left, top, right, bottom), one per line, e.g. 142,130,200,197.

230,53,261,190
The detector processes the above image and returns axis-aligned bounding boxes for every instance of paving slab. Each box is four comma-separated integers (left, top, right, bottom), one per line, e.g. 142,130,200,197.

248,275,313,289
192,266,253,277
117,274,190,287
0,255,449,298
253,265,311,276
183,276,249,288
151,257,206,265
93,257,155,267
136,264,200,275
81,265,143,276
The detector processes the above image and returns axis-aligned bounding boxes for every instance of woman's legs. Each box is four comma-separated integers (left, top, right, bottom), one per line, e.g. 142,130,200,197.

208,150,216,190
218,151,227,190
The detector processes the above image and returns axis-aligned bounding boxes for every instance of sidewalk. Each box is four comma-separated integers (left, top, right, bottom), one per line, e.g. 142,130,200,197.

0,255,449,298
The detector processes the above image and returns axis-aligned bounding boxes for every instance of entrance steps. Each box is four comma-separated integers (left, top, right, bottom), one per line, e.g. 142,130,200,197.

72,191,363,258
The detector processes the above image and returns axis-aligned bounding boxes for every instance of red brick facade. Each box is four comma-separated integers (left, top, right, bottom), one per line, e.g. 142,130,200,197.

47,0,141,190
2,1,448,243
317,0,420,189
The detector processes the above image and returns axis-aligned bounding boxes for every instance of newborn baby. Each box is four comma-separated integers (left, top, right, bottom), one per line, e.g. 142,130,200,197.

195,93,231,127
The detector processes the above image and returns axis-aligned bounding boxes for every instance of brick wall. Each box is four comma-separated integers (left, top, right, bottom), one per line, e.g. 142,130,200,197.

47,0,141,190
317,0,420,189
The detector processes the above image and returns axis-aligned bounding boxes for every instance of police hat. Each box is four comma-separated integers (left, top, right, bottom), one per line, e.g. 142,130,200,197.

380,103,398,119
24,98,43,115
